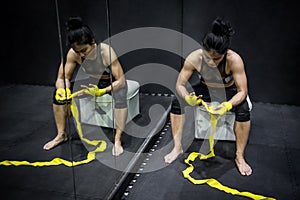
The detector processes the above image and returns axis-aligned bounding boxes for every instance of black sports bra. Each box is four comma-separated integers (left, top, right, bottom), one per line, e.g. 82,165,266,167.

198,52,233,85
81,44,111,76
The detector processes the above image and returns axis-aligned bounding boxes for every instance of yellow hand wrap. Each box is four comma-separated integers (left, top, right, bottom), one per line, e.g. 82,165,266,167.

55,88,72,103
184,94,202,106
212,101,232,116
84,85,106,97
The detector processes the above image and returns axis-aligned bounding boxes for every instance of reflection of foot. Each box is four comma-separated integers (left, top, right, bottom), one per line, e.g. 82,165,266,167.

112,143,124,156
43,135,67,151
164,148,183,164
235,157,252,176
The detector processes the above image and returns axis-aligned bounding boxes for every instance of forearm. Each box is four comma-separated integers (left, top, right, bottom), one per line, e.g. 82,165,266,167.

55,78,71,89
176,84,189,99
228,90,247,106
105,76,126,92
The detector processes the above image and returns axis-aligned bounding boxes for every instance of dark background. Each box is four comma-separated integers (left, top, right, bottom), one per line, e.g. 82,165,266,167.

2,0,299,105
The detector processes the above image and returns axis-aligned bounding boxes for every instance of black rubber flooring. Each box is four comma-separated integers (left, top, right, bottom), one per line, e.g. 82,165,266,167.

123,103,300,200
0,84,171,200
0,84,299,200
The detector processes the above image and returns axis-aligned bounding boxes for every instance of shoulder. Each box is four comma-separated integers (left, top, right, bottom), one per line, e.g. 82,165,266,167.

185,49,203,69
188,49,202,59
100,42,117,58
100,42,116,53
99,42,119,66
227,49,245,72
100,42,109,50
66,48,81,64
227,49,243,65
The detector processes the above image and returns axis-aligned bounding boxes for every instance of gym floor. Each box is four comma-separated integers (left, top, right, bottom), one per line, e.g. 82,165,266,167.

0,84,299,200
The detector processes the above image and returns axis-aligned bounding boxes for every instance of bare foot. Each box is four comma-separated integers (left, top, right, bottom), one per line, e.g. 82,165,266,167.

164,148,183,164
112,142,123,156
43,135,67,151
235,157,252,176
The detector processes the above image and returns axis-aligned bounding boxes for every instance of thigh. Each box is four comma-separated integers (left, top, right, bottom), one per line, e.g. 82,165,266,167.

232,98,251,122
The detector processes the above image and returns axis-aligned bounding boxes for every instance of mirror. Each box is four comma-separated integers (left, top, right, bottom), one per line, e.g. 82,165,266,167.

55,0,182,199
0,0,182,199
54,0,122,199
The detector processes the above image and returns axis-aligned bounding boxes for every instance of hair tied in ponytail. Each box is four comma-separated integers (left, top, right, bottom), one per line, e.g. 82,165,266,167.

211,17,235,37
66,16,84,31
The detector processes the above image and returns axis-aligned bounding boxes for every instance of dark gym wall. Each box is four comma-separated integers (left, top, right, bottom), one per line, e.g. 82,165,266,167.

1,0,59,86
108,0,183,94
182,0,300,105
2,0,299,105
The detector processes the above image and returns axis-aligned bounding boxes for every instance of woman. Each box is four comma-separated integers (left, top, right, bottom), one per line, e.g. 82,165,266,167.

164,17,252,176
43,16,128,156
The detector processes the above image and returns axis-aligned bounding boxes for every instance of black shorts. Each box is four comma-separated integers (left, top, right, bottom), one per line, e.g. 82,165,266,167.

53,77,128,109
170,82,250,122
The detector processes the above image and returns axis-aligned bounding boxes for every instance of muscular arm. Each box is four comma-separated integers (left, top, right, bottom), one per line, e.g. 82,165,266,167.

176,50,201,98
101,43,126,92
55,49,79,89
228,52,248,106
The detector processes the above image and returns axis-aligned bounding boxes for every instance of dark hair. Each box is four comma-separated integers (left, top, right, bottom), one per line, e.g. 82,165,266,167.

65,16,95,46
202,17,235,54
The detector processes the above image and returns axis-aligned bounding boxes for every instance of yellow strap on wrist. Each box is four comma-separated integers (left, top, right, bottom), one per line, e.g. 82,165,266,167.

95,88,106,97
223,101,233,111
84,85,106,97
55,88,72,102
210,101,232,116
185,94,202,106
66,88,72,100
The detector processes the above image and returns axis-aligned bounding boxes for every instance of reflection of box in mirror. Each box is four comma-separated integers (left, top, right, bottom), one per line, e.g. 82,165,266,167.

195,101,236,141
79,80,140,128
